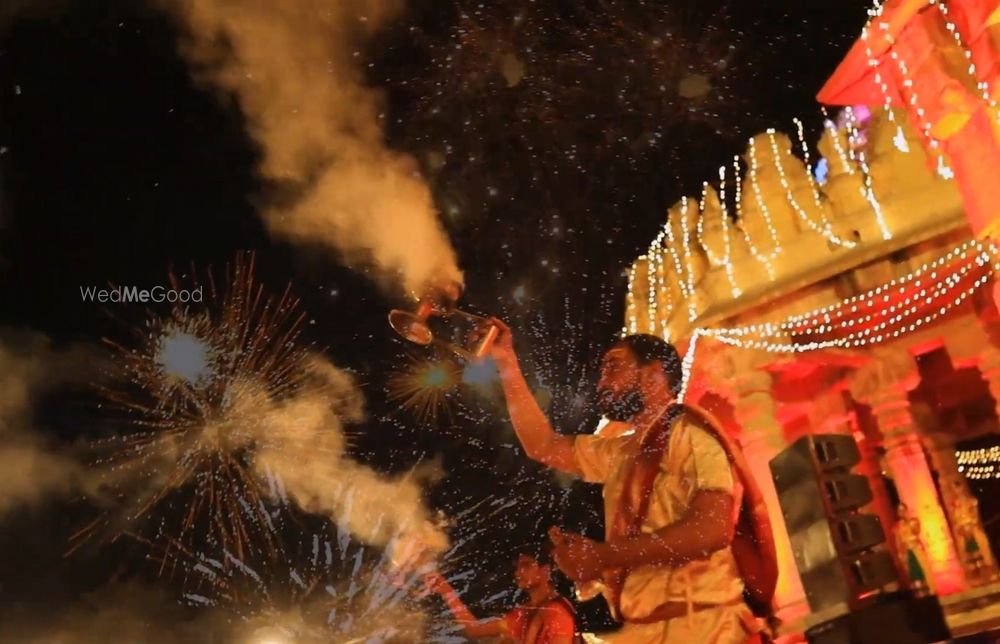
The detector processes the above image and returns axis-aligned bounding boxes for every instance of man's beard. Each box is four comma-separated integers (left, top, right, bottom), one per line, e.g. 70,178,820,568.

596,387,644,422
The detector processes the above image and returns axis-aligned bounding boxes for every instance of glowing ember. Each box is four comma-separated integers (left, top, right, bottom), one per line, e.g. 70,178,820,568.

387,357,460,423
155,329,214,386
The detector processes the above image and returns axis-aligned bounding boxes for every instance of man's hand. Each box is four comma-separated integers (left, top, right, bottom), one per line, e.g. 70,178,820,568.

422,571,454,598
549,526,608,583
486,317,516,366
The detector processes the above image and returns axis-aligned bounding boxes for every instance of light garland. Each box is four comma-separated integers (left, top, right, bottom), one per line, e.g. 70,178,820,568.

624,259,640,336
700,239,998,353
930,0,1000,123
660,200,701,328
713,239,990,335
844,107,893,240
717,165,743,298
821,107,857,176
679,197,699,322
794,117,827,212
646,225,672,340
957,446,1000,481
766,129,857,248
747,137,784,258
646,250,657,334
677,328,704,403
696,181,727,267
859,2,910,150
867,0,940,152
625,105,968,339
673,241,998,409
733,155,776,280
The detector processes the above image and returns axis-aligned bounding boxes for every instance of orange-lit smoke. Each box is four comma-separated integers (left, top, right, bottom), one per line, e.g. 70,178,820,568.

247,355,448,564
163,0,463,297
0,329,92,517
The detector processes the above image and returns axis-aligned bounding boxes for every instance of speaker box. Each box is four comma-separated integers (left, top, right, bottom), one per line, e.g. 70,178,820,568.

771,434,898,613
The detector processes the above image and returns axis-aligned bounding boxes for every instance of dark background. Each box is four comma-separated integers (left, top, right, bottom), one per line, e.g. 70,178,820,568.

0,0,868,634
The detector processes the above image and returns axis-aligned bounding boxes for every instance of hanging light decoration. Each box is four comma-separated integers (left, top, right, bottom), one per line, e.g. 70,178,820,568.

957,446,1000,481
701,239,998,352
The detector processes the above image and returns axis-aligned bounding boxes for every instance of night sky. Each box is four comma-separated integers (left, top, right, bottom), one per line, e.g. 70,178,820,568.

0,0,869,639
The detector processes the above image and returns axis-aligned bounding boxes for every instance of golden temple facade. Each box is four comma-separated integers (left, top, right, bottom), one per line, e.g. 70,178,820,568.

624,106,1000,635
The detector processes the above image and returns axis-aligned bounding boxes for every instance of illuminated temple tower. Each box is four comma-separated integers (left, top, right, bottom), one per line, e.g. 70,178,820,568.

623,106,1000,635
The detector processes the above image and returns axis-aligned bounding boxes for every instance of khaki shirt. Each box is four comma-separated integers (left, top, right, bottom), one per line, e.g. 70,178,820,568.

573,411,745,621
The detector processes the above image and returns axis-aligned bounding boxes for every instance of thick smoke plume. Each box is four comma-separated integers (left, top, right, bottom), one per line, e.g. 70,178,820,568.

250,355,448,565
164,0,463,297
0,329,90,517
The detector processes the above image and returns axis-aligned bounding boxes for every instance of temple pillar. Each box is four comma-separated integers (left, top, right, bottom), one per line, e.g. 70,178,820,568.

849,349,966,595
713,351,808,622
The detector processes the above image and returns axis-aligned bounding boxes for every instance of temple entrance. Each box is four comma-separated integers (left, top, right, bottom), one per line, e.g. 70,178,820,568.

909,346,1000,576
955,434,1000,560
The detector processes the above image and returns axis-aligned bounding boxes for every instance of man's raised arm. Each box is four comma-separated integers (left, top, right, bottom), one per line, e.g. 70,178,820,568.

488,318,580,474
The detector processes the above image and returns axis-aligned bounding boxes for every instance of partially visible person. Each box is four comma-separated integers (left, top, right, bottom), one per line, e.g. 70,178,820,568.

424,552,577,643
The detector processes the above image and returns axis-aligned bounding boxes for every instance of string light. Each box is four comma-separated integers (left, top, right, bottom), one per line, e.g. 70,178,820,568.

867,0,940,152
844,107,893,240
717,164,743,298
662,211,690,303
696,181,726,266
678,328,704,403
766,129,857,248
793,117,826,212
747,137,784,261
713,238,993,335
626,107,963,337
927,0,1000,124
821,107,856,176
646,226,672,339
733,155,776,280
701,239,998,353
660,204,698,330
859,2,910,149
624,258,640,336
679,197,699,322
646,252,657,335
657,242,670,338
957,446,1000,481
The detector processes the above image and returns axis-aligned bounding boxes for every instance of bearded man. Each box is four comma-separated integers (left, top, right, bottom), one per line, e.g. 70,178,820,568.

487,323,776,644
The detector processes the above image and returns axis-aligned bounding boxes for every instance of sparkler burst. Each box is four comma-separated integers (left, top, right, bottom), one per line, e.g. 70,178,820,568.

164,500,464,643
386,354,462,424
498,283,620,436
160,463,582,644
75,253,347,561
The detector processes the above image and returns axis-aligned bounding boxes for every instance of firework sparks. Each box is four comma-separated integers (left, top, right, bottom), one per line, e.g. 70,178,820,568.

76,253,328,561
166,503,462,644
496,285,619,436
386,355,462,424
165,468,575,643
